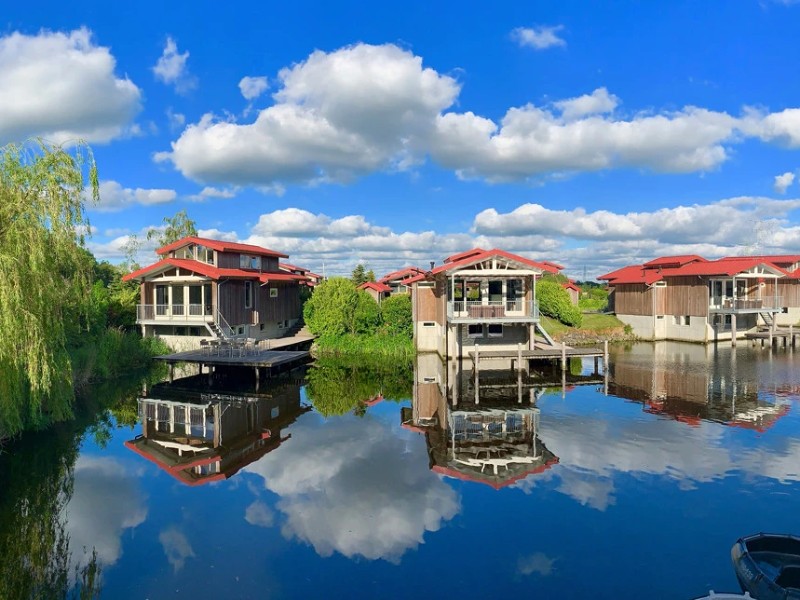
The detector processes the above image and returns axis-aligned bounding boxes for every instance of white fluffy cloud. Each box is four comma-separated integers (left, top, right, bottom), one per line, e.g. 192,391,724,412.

90,180,177,212
0,28,141,144
511,25,567,50
554,87,619,121
156,42,800,187
775,171,796,194
157,43,459,185
153,37,196,94
239,75,269,100
431,104,738,181
244,415,460,562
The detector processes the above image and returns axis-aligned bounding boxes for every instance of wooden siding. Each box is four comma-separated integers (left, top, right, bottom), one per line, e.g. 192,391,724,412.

216,252,279,272
255,282,301,324
613,279,708,317
663,277,709,317
217,280,301,327
613,284,655,316
775,280,800,307
415,284,441,325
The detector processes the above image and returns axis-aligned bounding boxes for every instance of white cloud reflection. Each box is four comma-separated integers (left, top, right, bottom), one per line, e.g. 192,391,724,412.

243,415,460,562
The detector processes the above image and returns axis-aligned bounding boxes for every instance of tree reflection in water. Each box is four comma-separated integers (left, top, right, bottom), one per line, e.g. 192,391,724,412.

305,355,413,417
0,374,155,599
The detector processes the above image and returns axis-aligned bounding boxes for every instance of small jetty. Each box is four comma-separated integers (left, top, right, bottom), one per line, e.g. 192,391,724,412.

745,326,800,349
154,332,316,390
469,340,609,373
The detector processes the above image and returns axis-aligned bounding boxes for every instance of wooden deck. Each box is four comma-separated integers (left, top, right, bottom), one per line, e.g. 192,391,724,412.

469,346,606,361
155,348,310,368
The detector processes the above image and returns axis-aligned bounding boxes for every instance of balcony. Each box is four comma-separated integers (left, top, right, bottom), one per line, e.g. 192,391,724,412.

136,304,214,323
709,296,783,313
447,300,539,323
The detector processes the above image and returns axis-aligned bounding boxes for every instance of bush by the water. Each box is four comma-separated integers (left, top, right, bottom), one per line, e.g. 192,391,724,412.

538,279,583,327
304,278,414,357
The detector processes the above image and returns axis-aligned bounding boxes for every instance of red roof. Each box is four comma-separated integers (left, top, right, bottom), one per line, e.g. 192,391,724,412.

444,248,486,264
359,281,392,293
563,281,581,291
406,248,556,284
123,257,306,282
539,260,565,271
642,255,707,268
156,236,288,259
601,255,791,285
378,266,425,284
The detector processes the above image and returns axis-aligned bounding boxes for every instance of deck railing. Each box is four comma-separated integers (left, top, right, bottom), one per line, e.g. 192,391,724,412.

137,304,213,321
709,296,783,311
447,300,539,321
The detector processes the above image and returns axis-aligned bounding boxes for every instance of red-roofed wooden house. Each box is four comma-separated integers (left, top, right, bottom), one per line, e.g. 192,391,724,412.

123,236,307,349
378,266,426,294
408,248,557,357
358,281,392,304
600,254,794,342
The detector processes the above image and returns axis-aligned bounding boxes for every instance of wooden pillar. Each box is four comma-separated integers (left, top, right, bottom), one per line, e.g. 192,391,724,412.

517,343,523,374
255,367,260,392
731,314,737,347
474,344,479,405
561,342,566,371
594,356,599,375
169,363,174,383
603,340,609,373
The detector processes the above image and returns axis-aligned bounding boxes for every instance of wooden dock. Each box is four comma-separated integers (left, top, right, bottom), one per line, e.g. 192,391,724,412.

154,333,315,390
744,327,800,348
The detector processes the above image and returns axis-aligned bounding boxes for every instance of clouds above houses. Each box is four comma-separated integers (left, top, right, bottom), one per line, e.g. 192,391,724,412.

154,42,800,189
0,28,141,144
87,194,800,278
91,180,177,212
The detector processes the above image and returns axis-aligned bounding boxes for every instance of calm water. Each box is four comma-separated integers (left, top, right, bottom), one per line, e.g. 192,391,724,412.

3,342,800,599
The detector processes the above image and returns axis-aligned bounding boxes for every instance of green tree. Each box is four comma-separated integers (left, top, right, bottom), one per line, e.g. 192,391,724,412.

537,278,582,327
351,263,368,286
146,209,197,247
380,293,412,338
304,277,381,336
366,269,376,283
0,141,98,435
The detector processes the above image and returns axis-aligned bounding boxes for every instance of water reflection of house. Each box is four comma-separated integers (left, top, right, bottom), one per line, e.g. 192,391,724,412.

608,343,789,431
125,383,310,485
402,354,559,489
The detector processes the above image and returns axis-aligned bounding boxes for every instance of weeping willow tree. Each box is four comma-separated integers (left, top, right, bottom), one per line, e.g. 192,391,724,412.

0,141,98,436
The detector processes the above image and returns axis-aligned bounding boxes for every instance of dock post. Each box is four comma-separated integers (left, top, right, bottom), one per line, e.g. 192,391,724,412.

594,356,599,375
169,363,174,384
255,367,260,392
561,342,566,372
208,367,213,386
474,344,479,405
518,343,523,374
604,340,609,373
731,315,737,347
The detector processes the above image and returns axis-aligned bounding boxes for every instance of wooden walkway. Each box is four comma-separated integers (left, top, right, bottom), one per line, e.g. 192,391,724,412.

744,327,800,348
154,333,316,389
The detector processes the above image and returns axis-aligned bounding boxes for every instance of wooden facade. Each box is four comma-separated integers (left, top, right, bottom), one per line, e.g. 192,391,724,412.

125,236,305,346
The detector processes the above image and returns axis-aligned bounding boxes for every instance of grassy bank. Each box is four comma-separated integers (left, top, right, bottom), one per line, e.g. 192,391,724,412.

312,333,415,361
542,314,635,344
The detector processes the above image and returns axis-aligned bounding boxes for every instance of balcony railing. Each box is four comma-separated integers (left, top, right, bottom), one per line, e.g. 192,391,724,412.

709,296,783,312
447,300,539,322
137,304,214,321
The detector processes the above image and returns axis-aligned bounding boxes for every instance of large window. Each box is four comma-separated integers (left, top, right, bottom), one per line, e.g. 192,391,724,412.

466,281,481,301
245,281,253,308
240,255,261,270
488,280,503,303
468,324,483,337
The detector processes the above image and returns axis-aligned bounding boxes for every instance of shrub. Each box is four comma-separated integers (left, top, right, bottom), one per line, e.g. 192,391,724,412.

380,294,412,338
537,279,583,327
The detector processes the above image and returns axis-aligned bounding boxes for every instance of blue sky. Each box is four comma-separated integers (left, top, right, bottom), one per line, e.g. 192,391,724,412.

3,0,800,278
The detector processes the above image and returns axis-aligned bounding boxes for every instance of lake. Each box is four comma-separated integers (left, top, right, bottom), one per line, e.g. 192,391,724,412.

2,341,800,599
